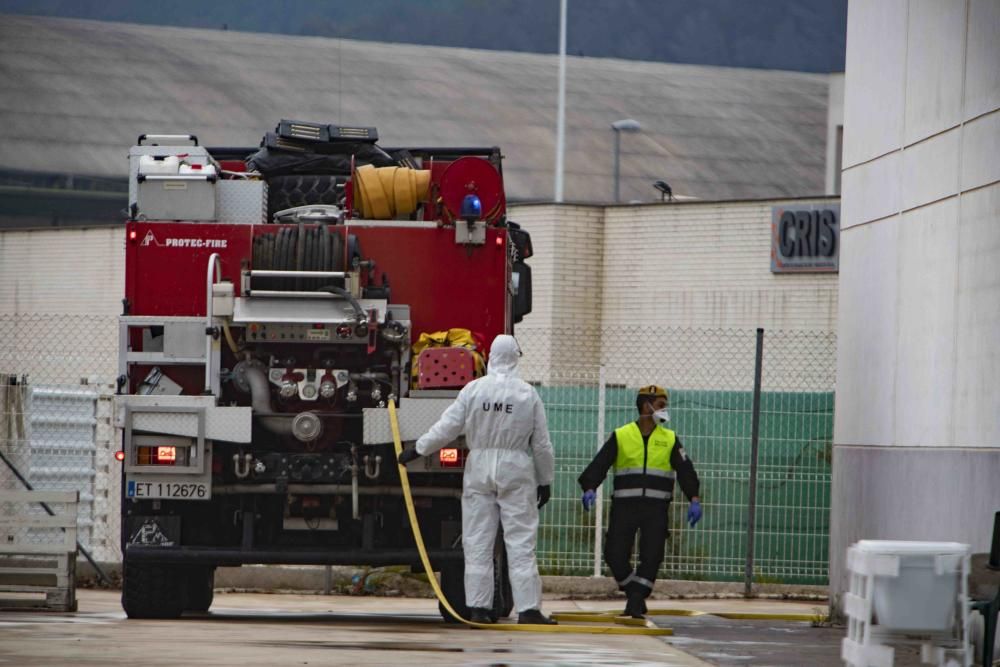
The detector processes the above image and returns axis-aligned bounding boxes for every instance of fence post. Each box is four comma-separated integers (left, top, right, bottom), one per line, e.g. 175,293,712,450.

593,365,606,578
744,328,764,598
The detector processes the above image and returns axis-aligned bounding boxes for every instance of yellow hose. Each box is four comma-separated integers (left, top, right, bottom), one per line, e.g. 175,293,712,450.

388,401,672,635
222,320,239,355
557,608,828,622
356,165,431,219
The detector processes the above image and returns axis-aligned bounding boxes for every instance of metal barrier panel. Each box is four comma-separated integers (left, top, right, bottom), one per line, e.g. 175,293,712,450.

26,386,97,554
0,381,117,564
0,315,120,564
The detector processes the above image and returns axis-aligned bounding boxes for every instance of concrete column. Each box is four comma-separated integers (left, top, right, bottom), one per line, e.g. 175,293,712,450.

832,0,1000,605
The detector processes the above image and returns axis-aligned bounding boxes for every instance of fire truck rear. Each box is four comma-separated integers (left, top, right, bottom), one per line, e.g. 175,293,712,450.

116,121,533,620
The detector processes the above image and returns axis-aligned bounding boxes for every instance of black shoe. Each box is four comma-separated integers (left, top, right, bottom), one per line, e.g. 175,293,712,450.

468,607,495,624
624,593,646,619
518,609,557,625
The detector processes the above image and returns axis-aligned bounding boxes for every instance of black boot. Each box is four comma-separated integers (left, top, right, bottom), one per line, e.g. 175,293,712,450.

624,592,646,619
518,608,557,625
468,607,495,624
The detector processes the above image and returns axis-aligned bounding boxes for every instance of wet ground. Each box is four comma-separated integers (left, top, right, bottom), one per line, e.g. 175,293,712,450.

655,613,843,665
0,590,880,666
0,590,707,666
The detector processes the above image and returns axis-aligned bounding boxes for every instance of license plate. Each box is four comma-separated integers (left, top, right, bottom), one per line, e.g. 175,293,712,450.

127,480,211,500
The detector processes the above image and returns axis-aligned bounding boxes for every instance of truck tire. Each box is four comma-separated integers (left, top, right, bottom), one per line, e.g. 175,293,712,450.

491,543,514,620
438,561,467,623
436,545,514,623
121,561,185,619
267,175,343,220
184,566,215,613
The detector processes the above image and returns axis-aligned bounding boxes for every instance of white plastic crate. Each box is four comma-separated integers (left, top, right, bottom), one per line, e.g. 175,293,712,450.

842,540,971,667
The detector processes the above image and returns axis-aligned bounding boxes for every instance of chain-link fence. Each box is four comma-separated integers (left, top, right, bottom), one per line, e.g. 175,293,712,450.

0,315,120,566
0,314,834,588
518,326,835,587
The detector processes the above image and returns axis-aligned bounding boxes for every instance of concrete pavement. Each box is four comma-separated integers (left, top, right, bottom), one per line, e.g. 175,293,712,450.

0,590,713,666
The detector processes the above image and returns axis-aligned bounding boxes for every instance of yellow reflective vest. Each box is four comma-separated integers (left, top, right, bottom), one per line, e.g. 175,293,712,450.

612,422,678,500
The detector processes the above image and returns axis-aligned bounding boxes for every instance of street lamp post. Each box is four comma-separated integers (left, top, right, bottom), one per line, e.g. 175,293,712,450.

554,0,567,203
611,118,641,203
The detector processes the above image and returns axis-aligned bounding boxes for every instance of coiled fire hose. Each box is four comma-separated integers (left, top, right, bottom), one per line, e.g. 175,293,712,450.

355,165,431,219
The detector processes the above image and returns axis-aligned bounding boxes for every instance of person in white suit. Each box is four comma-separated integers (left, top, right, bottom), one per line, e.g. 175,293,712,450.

398,334,556,625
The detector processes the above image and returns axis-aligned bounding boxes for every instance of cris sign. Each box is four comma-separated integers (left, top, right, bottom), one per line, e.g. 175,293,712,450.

770,203,840,273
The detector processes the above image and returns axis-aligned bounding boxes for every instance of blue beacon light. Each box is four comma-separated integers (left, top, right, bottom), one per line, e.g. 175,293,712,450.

460,194,482,222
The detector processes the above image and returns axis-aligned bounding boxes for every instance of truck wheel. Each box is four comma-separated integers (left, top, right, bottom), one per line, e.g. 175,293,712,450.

491,543,514,620
121,561,185,619
436,547,514,623
184,566,215,612
438,562,468,623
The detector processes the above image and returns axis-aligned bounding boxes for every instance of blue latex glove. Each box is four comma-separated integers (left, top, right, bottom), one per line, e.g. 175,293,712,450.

581,490,597,512
687,499,702,527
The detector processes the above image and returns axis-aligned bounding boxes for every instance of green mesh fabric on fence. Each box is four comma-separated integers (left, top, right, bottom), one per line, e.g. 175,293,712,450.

535,386,833,585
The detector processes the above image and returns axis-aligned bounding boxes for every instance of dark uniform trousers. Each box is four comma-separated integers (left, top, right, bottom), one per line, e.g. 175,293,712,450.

604,496,670,597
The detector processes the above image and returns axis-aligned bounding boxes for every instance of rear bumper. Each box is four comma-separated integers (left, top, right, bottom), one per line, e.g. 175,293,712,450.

124,545,462,568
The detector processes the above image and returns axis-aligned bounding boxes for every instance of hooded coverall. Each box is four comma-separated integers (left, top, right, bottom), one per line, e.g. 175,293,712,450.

415,335,554,612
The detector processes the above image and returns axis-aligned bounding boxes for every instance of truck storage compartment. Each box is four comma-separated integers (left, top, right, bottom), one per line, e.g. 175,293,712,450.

129,134,218,221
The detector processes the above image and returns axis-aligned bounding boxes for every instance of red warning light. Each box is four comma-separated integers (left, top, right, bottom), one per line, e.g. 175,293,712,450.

155,446,176,463
128,230,137,241
495,236,503,246
114,451,126,462
439,448,462,468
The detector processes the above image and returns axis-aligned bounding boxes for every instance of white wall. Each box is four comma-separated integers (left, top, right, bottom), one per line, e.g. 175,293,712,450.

514,199,840,332
825,73,845,195
511,199,840,388
0,226,123,383
510,204,606,375
0,226,124,316
832,0,1000,601
600,201,839,331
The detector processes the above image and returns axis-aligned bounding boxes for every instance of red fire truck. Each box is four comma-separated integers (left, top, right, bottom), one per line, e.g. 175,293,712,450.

116,121,533,620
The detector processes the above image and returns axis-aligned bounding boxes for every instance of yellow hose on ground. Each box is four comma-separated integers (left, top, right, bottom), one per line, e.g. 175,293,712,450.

388,400,672,635
556,609,829,623
356,165,431,219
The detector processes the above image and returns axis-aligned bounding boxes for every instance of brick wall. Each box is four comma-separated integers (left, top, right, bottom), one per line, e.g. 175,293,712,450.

510,199,839,387
512,199,839,330
509,204,607,375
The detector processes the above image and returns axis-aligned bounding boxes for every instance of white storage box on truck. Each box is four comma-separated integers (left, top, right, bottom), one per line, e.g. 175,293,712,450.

129,134,217,221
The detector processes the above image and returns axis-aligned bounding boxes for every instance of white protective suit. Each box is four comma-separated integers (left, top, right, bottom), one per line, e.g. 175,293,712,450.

415,335,555,612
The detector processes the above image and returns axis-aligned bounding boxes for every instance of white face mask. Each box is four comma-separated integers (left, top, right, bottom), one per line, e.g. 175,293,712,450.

652,408,670,424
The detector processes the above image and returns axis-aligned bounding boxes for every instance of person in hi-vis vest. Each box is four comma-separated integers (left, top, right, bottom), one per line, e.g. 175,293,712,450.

578,385,701,618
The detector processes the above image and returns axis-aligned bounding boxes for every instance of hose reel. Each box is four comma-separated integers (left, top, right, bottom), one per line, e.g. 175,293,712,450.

251,224,360,292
